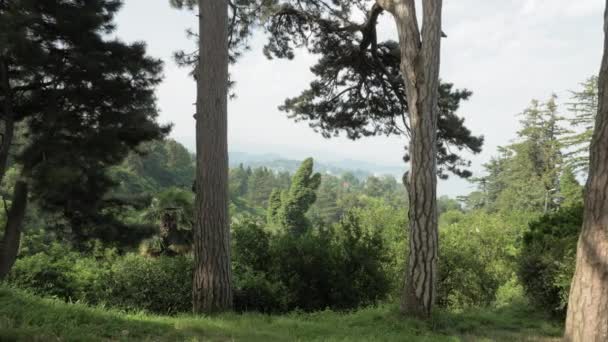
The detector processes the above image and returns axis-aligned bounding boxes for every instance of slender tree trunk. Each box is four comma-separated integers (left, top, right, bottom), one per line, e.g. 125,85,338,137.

0,57,15,185
379,0,442,318
0,180,28,280
564,2,608,340
0,116,14,185
192,0,233,313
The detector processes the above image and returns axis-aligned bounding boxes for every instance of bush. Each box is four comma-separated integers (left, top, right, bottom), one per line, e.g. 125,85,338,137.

437,211,527,310
518,205,582,317
328,213,390,309
102,254,192,314
232,219,289,312
231,213,391,313
9,246,191,315
8,243,110,302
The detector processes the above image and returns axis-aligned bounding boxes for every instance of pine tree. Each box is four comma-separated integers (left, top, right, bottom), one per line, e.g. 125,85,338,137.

0,0,169,279
263,0,482,318
562,76,599,175
475,96,567,213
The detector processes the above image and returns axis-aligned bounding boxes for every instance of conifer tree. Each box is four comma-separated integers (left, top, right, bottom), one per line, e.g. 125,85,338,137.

266,158,321,235
558,166,583,208
562,76,599,175
0,0,169,279
262,0,482,317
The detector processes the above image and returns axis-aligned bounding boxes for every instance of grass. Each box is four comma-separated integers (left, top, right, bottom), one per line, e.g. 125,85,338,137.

0,286,562,342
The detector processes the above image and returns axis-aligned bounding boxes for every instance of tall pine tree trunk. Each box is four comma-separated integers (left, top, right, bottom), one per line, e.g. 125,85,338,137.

379,0,442,318
0,180,28,280
192,0,233,313
564,1,608,339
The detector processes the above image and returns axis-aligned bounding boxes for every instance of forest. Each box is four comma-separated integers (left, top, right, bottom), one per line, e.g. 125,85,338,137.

0,1,607,341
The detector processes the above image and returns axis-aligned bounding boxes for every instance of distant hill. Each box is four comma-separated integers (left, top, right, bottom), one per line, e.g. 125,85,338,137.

229,151,404,180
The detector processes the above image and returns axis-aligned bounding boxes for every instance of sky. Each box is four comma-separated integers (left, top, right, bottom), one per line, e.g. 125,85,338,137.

114,0,604,196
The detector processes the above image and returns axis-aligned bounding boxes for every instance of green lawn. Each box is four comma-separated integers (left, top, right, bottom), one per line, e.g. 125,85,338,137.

0,287,562,341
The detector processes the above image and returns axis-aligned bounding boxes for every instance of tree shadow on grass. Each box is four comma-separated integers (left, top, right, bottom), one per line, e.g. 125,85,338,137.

0,287,564,342
428,302,563,341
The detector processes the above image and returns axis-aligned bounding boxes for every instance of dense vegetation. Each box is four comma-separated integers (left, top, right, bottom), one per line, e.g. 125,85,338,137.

2,0,607,340
0,76,593,339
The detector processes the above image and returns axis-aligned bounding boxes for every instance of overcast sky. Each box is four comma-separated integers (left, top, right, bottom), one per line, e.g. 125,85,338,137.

114,0,604,196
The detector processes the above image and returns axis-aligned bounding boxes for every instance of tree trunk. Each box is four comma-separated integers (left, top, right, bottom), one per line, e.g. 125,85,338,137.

192,0,233,313
564,2,608,340
0,180,28,280
0,57,15,185
380,0,443,318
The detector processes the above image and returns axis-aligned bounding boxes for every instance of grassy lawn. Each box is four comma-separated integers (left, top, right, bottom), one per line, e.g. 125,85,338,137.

0,287,562,341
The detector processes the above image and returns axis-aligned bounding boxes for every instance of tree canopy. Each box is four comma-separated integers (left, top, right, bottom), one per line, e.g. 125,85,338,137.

262,1,483,178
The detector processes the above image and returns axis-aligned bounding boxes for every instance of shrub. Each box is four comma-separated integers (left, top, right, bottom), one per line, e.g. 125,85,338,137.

328,212,390,309
9,247,191,315
437,211,527,310
231,213,391,312
232,219,289,312
518,205,582,317
103,254,192,314
8,243,112,302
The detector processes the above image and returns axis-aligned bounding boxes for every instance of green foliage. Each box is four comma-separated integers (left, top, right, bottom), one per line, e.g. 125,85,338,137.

232,213,391,313
264,1,483,178
518,205,582,317
104,254,192,314
113,139,195,195
8,245,191,315
558,166,583,208
267,158,321,235
8,244,113,303
471,96,569,213
562,76,598,174
328,212,391,309
437,211,533,310
139,187,194,256
1,0,170,236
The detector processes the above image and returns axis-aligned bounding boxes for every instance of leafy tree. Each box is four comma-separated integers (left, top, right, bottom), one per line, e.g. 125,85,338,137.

0,0,169,279
519,205,582,318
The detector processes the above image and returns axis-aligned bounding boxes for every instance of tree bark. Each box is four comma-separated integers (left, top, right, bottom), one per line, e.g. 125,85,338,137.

564,1,608,340
0,180,28,280
0,56,15,185
192,0,233,313
380,0,443,318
